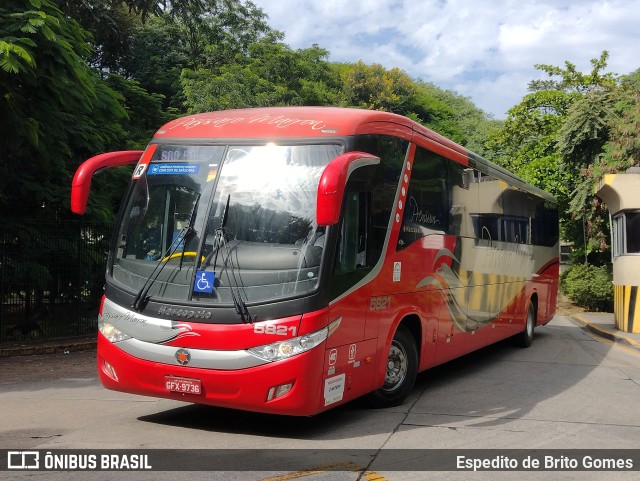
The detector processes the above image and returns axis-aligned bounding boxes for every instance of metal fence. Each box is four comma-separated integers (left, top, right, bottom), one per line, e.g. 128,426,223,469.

0,220,113,342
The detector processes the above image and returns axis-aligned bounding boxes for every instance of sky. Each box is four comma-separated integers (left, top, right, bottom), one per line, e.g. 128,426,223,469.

251,0,640,119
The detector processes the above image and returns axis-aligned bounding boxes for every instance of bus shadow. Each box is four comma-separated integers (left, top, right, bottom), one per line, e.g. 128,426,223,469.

138,393,376,440
402,325,590,429
139,319,609,441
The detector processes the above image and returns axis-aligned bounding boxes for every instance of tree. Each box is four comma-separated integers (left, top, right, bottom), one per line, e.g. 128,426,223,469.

413,80,501,156
486,52,618,261
118,0,275,109
56,0,142,72
181,40,340,112
556,68,640,256
0,0,138,338
337,62,499,152
105,74,173,149
598,69,640,175
116,16,189,108
55,1,227,72
0,0,126,221
341,61,418,113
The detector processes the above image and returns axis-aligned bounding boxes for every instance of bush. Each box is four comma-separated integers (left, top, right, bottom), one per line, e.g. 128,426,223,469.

560,263,613,312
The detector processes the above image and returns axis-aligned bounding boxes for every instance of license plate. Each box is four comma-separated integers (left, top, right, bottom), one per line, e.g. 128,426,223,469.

165,376,202,395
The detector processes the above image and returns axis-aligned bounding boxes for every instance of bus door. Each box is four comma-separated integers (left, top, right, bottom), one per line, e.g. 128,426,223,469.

323,181,378,404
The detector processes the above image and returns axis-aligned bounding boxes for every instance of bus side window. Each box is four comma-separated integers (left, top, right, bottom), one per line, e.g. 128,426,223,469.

397,147,450,250
334,191,370,275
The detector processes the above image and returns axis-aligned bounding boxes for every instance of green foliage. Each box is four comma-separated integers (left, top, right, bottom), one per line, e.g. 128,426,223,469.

413,81,502,156
0,0,52,74
0,0,126,221
529,52,616,93
335,62,499,152
560,263,613,312
341,61,418,113
105,74,175,149
557,90,616,168
56,1,143,71
598,69,640,175
119,0,276,109
489,52,615,186
554,62,640,260
117,16,188,108
181,40,340,111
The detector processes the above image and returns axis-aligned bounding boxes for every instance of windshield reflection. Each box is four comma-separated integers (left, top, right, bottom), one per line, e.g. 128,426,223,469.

196,143,342,304
110,143,343,306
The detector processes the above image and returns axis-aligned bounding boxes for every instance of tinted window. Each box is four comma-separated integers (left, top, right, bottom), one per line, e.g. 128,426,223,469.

351,135,408,261
627,212,640,253
397,147,451,250
531,200,559,247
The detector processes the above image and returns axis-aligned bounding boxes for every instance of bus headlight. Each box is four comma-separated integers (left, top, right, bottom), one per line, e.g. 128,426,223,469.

247,328,327,362
247,318,341,362
98,318,131,343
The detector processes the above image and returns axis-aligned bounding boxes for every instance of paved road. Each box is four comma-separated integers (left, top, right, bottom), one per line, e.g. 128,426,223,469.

1,315,640,480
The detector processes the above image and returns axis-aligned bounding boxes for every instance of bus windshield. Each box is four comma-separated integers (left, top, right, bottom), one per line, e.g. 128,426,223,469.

110,143,343,306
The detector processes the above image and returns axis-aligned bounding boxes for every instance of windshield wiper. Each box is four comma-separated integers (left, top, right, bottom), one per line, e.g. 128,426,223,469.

179,194,201,271
215,195,253,323
131,193,201,312
209,194,230,266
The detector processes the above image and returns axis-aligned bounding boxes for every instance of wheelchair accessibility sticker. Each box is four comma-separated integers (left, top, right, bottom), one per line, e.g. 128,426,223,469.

193,271,215,293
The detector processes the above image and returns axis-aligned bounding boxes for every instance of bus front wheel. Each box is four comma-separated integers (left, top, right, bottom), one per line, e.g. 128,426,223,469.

366,325,418,408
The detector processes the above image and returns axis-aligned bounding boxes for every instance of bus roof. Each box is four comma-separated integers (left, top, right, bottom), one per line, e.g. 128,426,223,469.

155,107,459,149
154,106,409,139
153,107,555,203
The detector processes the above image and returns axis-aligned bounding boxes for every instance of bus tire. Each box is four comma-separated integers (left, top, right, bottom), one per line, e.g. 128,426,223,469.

517,302,536,348
366,325,418,408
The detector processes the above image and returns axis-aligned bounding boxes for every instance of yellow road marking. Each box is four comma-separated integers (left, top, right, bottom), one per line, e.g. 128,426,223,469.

573,314,640,356
581,327,640,357
257,461,388,481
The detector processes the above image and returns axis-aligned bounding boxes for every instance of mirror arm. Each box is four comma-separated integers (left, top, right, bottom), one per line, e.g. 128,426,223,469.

71,150,143,215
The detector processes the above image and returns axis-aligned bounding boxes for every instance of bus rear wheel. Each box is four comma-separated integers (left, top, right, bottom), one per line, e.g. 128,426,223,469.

517,302,536,348
366,325,418,408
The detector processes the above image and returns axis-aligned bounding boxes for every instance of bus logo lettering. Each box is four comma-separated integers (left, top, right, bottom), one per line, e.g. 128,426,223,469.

370,296,391,311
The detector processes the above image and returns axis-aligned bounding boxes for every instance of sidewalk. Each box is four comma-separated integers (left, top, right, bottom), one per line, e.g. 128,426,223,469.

0,335,96,358
569,311,640,353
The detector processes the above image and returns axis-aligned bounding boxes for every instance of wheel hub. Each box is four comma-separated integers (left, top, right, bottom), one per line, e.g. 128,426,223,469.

383,342,408,391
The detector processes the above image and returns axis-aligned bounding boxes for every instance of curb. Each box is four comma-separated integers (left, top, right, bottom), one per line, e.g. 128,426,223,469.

570,314,640,353
0,336,97,358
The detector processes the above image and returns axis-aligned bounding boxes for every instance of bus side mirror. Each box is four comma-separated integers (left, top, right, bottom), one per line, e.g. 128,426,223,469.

71,151,144,215
316,152,380,226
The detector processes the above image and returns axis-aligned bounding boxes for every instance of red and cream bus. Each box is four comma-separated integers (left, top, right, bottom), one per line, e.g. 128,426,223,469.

72,107,559,416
